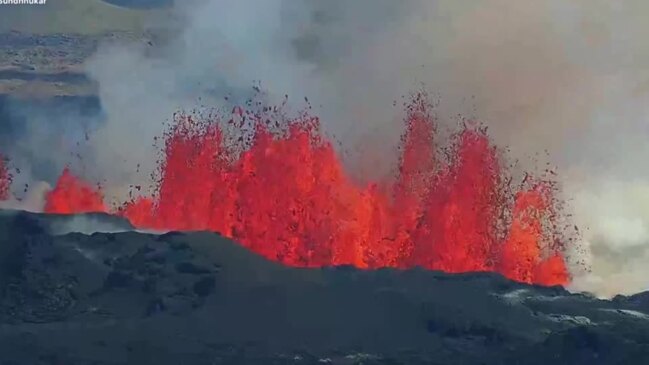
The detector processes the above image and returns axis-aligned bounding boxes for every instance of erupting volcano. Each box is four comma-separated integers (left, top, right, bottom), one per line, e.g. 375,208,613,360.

38,94,570,286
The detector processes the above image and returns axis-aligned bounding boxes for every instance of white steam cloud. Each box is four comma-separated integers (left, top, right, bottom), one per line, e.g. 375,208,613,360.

5,0,649,297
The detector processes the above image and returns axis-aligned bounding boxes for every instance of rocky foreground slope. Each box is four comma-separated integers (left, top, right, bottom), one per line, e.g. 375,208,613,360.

0,210,647,364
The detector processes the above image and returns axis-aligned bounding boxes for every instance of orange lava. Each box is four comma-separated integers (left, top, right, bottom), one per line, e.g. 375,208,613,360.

0,157,10,201
43,95,570,286
44,168,106,214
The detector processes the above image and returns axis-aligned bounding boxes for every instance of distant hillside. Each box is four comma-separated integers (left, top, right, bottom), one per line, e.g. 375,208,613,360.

0,31,130,96
0,0,172,35
0,0,181,96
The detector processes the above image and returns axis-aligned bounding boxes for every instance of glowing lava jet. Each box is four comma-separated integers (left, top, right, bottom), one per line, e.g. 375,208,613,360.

0,157,10,201
44,168,106,214
43,94,570,286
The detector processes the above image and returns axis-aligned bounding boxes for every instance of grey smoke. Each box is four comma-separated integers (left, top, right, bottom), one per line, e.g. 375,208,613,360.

4,0,649,296
0,96,102,184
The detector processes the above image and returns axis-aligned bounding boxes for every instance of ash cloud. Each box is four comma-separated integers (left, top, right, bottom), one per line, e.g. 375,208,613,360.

4,0,649,296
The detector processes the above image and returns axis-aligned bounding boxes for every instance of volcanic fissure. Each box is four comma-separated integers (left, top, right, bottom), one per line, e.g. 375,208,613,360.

1,93,572,287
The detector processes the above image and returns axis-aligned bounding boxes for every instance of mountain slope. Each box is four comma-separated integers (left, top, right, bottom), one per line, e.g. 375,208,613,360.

0,210,647,364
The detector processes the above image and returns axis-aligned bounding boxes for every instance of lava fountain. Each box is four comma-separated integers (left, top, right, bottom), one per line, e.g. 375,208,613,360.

41,94,571,286
0,157,10,201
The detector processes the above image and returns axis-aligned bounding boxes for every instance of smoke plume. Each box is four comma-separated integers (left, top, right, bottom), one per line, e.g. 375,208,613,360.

4,0,649,296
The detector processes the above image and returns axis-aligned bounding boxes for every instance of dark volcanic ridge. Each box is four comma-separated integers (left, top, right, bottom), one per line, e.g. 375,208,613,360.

0,210,647,365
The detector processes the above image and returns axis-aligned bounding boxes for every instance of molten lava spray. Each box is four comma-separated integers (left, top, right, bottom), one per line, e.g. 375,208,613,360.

0,157,10,201
42,96,570,286
45,168,106,214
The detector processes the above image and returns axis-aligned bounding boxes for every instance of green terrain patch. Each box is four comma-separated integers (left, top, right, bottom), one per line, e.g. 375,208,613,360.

0,0,171,35
0,0,177,96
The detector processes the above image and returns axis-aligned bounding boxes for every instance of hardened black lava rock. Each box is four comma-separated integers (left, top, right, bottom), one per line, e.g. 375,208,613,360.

0,209,647,365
